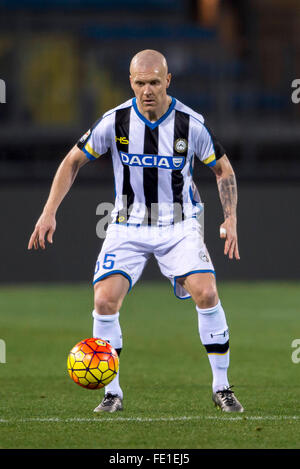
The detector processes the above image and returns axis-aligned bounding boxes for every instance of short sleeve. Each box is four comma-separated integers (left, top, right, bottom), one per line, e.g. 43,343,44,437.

193,121,225,168
77,115,112,161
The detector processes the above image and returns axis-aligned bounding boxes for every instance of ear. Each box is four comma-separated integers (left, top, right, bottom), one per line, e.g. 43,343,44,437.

166,73,172,89
129,75,134,91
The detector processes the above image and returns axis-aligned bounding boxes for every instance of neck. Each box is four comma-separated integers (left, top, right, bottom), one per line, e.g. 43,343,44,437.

137,96,172,123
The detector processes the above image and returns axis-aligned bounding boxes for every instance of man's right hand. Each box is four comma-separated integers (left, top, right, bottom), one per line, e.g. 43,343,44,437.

28,212,56,250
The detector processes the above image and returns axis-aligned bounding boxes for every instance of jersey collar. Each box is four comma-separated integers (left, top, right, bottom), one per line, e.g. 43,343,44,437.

132,97,176,130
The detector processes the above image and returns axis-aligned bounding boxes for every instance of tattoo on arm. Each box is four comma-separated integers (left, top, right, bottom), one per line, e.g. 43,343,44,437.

217,174,237,219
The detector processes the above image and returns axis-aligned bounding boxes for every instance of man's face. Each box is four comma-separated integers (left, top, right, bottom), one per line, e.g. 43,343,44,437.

130,67,171,115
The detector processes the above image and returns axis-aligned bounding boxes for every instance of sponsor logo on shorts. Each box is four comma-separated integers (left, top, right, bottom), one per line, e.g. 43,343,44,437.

119,152,185,170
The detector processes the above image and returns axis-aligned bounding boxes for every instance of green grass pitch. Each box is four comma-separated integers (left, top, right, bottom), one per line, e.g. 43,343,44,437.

0,281,299,449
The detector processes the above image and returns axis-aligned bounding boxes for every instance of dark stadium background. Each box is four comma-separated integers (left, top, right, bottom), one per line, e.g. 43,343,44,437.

0,0,299,284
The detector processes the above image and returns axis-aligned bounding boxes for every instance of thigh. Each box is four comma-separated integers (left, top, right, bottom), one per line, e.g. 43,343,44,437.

155,219,215,299
94,273,130,312
177,271,218,307
93,224,150,292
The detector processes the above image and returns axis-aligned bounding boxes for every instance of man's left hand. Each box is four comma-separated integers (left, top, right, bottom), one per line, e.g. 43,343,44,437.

219,216,240,260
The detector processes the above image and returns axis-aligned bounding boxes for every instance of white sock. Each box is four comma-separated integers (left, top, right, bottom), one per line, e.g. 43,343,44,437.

92,310,123,399
196,300,230,393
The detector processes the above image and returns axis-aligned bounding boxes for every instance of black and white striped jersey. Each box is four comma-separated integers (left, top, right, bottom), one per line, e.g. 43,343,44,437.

77,97,225,226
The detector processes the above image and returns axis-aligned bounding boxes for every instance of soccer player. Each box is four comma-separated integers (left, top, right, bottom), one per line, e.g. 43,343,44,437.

28,49,244,413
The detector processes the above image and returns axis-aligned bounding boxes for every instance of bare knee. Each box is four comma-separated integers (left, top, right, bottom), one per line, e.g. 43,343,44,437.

93,274,129,315
94,288,123,315
194,285,219,309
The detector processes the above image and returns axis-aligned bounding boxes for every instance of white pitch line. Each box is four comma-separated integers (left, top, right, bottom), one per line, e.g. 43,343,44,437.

0,415,299,424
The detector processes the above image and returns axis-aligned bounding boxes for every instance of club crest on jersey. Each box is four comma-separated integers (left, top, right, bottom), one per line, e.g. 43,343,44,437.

174,138,188,153
119,152,185,170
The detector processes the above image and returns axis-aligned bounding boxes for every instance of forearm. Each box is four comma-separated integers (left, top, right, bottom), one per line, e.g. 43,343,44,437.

216,172,238,220
43,157,80,216
28,146,87,250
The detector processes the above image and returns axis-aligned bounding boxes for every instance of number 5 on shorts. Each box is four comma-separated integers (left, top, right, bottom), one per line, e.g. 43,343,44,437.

103,253,116,270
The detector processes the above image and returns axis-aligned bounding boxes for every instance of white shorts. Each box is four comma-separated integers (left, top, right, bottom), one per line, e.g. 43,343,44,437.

93,218,215,300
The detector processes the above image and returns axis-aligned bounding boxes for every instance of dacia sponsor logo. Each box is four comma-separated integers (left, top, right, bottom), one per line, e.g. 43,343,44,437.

119,152,185,170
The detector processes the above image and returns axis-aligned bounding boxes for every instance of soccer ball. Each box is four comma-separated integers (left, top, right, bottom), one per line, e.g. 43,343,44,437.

67,338,119,390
